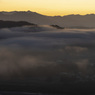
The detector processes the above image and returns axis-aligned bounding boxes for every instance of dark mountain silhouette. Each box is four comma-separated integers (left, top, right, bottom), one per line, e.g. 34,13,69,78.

51,25,64,29
0,20,35,28
0,11,95,28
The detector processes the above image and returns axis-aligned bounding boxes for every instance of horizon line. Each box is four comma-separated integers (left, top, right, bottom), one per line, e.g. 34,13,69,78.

0,10,95,17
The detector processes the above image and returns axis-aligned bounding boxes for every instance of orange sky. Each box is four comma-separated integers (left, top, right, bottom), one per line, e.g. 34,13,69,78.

0,0,95,16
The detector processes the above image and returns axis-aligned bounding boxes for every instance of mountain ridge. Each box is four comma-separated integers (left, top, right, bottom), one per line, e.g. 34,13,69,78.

0,20,35,28
0,11,95,28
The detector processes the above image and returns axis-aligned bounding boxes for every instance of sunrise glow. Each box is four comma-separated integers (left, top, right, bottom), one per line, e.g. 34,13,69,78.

0,0,95,16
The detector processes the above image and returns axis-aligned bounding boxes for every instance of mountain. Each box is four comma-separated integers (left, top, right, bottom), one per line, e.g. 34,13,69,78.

0,20,35,28
0,11,95,28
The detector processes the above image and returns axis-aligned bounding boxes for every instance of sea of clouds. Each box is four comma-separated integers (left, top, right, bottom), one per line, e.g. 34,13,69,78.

0,26,95,93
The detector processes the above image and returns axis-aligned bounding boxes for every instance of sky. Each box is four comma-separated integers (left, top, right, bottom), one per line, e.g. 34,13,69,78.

0,0,95,16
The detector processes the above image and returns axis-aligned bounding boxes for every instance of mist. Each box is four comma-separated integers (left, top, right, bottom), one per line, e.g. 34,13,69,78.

0,27,95,77
0,26,95,93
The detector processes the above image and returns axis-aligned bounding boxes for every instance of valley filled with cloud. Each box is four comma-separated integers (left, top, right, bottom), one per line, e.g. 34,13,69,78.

0,25,95,94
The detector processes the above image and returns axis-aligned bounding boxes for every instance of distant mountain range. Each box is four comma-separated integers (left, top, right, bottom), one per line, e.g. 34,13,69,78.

0,11,95,28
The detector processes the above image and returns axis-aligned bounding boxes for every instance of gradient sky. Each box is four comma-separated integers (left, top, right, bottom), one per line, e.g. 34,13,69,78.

0,0,95,16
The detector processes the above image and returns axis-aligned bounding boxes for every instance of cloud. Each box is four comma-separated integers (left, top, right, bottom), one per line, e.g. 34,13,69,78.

0,27,95,51
0,27,95,90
